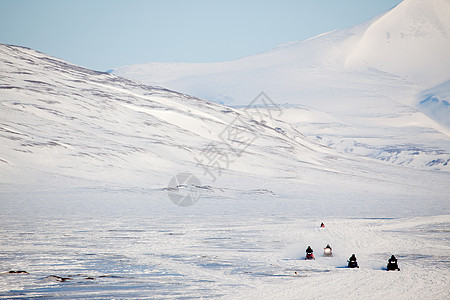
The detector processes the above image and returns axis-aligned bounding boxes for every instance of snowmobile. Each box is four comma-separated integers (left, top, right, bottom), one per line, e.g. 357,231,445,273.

323,244,333,257
347,254,359,268
348,260,359,268
320,223,325,228
387,255,400,271
305,252,315,260
305,246,315,260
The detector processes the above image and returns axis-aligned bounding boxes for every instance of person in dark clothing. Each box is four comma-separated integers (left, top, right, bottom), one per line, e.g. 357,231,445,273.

387,255,400,271
306,246,313,254
320,223,325,228
388,255,397,264
348,254,359,268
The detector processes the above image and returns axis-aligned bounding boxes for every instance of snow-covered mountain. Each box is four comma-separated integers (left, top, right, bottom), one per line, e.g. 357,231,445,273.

1,42,449,208
345,0,450,86
0,44,335,196
113,0,450,129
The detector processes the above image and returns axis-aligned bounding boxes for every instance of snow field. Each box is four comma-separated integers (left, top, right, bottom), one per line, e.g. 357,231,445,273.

0,202,448,299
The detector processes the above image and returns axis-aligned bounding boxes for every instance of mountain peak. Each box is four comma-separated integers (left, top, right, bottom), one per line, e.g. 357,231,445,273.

345,0,450,86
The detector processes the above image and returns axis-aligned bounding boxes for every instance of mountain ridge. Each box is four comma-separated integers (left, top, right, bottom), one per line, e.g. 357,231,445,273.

113,0,450,130
1,42,450,204
0,43,335,194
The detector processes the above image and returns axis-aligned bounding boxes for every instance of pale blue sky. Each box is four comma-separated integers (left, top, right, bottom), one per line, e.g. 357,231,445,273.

0,0,402,71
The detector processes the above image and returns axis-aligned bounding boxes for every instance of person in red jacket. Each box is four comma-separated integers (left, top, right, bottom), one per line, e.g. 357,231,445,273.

305,246,315,260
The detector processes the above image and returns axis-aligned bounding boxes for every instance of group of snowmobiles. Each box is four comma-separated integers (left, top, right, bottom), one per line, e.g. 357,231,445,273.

303,223,400,271
304,245,332,260
305,244,333,260
304,245,399,270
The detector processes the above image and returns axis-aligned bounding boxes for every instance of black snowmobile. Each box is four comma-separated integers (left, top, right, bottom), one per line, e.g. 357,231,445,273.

387,255,400,271
347,254,359,268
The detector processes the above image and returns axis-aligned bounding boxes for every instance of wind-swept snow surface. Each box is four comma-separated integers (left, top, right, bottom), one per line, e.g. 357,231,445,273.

1,204,449,299
1,37,450,299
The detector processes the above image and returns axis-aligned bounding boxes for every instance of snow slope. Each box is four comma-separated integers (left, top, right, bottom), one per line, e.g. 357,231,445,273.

346,0,450,86
114,0,450,129
1,42,449,198
418,80,450,128
0,43,329,194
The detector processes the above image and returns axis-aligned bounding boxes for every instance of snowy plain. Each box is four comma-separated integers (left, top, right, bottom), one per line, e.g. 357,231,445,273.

1,0,450,298
1,201,449,299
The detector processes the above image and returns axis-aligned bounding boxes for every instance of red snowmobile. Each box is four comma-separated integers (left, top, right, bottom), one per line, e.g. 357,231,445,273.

305,253,315,260
305,246,315,260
